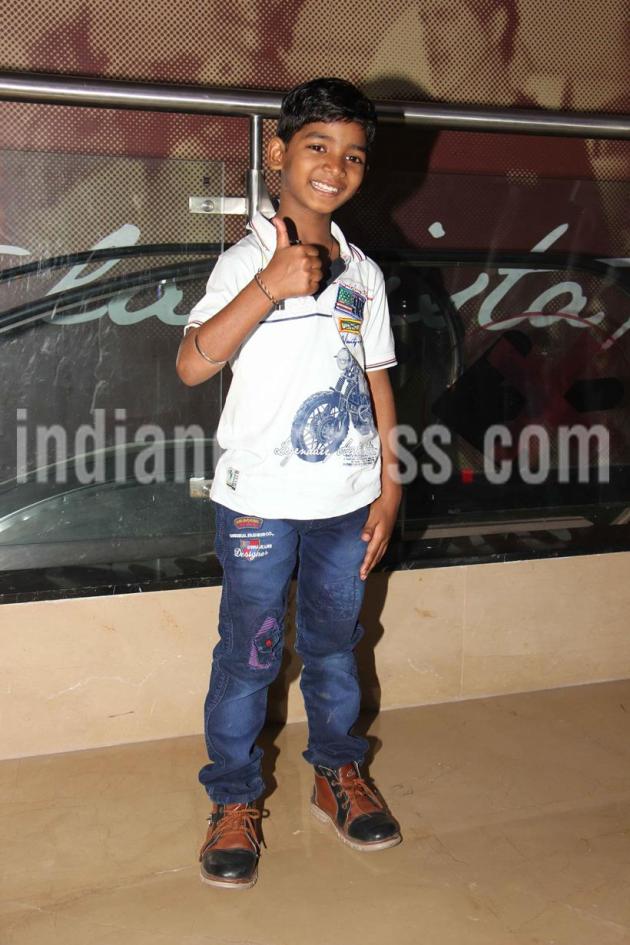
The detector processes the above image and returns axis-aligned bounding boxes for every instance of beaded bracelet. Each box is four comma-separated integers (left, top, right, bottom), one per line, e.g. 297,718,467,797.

254,270,279,306
193,331,226,366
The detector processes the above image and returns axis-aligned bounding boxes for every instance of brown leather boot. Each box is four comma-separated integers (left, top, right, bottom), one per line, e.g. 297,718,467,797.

199,802,262,889
311,762,402,851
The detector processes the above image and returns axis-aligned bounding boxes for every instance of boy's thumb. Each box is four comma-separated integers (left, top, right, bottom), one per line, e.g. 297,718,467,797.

272,215,290,248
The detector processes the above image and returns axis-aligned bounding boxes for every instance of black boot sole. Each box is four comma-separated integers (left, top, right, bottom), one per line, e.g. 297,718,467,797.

199,863,258,889
310,802,402,852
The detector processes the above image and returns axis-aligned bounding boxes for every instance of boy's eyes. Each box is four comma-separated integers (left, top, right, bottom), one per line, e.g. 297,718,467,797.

306,144,364,164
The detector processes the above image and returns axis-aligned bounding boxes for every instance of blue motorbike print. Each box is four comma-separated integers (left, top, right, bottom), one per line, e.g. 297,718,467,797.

291,348,375,463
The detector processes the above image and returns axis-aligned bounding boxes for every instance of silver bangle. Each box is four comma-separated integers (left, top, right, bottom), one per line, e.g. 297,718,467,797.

193,331,226,366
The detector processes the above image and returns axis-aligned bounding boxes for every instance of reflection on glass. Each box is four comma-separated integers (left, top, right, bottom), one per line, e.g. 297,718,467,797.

1,151,629,592
0,150,224,581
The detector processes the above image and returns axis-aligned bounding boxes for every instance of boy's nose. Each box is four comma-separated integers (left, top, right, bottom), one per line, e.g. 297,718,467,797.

323,155,345,177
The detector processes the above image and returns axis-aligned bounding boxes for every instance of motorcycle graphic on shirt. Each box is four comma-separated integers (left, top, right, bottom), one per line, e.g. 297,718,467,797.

275,348,377,464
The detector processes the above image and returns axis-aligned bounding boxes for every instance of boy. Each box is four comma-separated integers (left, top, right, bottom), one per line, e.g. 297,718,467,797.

176,77,401,890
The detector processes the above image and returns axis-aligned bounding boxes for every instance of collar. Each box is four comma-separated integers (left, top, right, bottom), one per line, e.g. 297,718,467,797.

246,211,352,264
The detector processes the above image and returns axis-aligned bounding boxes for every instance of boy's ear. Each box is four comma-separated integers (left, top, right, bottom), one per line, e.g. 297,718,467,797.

266,136,286,172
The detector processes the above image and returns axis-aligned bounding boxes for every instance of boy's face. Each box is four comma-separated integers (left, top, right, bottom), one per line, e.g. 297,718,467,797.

268,120,367,219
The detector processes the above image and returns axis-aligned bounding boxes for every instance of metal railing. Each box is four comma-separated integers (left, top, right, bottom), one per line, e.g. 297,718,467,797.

1,70,629,217
1,71,629,137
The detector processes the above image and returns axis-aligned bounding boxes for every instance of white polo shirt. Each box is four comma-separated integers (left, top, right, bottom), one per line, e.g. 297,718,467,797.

184,212,397,519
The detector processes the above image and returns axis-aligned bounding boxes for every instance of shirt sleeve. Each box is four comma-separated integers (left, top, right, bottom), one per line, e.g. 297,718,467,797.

362,259,397,372
183,243,258,336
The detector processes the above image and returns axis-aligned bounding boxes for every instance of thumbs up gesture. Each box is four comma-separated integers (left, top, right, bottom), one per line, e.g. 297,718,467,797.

260,216,324,301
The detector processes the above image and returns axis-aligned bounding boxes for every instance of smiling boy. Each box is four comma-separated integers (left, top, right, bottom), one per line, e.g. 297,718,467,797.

176,77,401,890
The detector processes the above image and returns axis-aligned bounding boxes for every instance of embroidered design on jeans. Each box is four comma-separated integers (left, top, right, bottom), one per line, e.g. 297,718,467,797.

233,516,263,529
249,616,280,669
234,538,273,560
229,530,274,539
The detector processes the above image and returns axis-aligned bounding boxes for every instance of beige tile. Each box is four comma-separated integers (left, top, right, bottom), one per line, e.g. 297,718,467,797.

359,569,466,707
5,734,206,805
513,901,630,945
14,846,523,945
3,681,630,945
0,759,19,798
462,554,630,697
0,588,221,758
429,826,553,930
429,809,630,933
6,554,630,760
522,679,630,761
2,907,179,945
562,879,630,931
367,694,630,836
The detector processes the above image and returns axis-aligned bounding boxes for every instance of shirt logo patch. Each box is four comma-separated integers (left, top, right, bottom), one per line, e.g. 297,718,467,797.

338,317,362,335
335,285,365,320
226,467,239,490
233,516,263,529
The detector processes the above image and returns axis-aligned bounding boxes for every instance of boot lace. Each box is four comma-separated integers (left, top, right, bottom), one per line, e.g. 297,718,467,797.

334,774,382,814
200,805,263,859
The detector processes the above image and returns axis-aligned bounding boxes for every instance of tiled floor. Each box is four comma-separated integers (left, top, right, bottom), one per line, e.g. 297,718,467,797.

3,680,630,945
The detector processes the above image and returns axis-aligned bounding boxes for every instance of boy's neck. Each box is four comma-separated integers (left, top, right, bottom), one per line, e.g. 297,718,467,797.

274,200,333,248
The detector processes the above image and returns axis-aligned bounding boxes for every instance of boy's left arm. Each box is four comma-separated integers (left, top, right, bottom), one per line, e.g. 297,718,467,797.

360,368,402,581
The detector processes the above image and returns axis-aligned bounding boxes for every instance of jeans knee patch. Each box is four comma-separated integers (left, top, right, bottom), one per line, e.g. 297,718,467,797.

321,577,359,621
249,617,282,670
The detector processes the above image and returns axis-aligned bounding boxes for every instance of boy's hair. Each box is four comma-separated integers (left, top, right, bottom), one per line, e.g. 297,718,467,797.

277,77,377,150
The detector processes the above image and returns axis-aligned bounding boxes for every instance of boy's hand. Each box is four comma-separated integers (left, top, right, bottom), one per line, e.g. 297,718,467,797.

359,487,401,581
261,216,323,301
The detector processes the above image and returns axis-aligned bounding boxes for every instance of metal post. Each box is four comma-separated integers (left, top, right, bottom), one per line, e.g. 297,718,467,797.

247,114,274,218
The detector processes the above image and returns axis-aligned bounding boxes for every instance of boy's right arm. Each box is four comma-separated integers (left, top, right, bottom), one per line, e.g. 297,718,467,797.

176,217,323,387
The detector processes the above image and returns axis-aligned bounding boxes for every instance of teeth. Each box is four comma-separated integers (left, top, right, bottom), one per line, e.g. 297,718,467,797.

311,180,339,194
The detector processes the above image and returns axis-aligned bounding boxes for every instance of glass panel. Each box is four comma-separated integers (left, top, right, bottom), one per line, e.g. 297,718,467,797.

2,154,629,598
0,149,224,586
381,237,630,565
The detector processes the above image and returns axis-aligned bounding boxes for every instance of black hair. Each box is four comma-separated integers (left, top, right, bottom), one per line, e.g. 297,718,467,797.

277,77,377,150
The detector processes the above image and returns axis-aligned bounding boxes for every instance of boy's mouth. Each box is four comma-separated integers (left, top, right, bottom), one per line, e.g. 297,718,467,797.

310,179,342,196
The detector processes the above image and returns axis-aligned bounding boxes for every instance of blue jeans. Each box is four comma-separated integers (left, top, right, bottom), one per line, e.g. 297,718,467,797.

199,501,371,804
